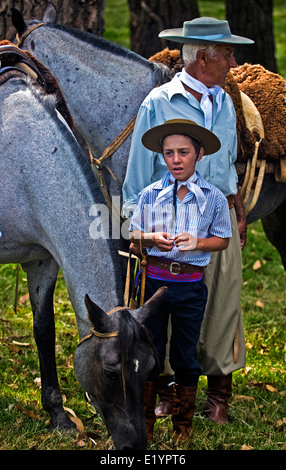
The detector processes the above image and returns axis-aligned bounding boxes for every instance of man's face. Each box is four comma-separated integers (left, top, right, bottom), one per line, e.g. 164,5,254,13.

204,45,237,87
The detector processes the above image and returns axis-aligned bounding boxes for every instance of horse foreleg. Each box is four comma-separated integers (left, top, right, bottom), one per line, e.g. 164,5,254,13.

262,199,286,271
21,257,76,430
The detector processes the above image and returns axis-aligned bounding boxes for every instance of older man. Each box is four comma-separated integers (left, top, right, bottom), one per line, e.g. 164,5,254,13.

122,17,254,425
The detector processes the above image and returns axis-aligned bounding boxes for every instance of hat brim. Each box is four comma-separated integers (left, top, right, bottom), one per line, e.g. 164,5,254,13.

141,120,221,155
159,29,254,45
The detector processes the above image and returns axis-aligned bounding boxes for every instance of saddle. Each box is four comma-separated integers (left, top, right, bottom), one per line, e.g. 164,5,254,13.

0,44,46,89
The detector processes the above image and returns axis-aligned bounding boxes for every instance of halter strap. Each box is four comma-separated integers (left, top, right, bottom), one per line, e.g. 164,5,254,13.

16,22,45,48
76,306,128,347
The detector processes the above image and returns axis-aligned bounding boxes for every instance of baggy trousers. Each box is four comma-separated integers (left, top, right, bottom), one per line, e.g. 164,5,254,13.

196,207,246,375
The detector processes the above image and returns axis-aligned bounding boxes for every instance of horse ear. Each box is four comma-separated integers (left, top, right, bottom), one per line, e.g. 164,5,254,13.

131,286,167,324
85,294,107,331
11,8,26,37
43,2,57,23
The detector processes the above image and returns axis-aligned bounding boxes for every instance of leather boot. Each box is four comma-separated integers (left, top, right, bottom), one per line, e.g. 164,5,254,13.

155,375,175,417
204,374,232,424
172,384,197,440
144,381,158,441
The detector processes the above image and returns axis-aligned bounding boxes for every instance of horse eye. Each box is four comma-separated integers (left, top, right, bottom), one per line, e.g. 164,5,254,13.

104,369,119,381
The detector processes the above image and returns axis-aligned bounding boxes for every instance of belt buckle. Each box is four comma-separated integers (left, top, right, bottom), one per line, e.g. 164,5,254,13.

170,262,181,275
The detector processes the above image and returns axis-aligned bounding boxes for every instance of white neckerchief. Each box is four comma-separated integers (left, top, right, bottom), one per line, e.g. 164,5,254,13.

179,68,222,129
155,172,207,214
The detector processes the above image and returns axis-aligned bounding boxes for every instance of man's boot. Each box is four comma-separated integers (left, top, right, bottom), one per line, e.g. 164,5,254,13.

204,374,232,424
144,381,158,441
155,375,175,417
172,384,197,440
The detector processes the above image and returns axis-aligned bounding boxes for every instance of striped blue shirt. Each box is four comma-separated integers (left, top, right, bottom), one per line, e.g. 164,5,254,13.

129,171,232,267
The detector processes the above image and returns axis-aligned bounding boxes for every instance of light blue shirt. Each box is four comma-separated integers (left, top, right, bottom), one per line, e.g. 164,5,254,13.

122,73,238,218
129,171,232,267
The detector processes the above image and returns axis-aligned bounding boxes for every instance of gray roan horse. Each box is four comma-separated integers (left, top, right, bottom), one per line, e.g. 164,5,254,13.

11,2,286,269
0,45,166,450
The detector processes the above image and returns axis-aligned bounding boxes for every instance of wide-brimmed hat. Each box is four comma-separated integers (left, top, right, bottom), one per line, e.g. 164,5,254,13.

159,17,254,45
141,119,221,155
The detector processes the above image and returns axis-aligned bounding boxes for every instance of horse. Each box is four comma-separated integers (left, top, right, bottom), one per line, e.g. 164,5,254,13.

0,44,166,450
11,3,286,268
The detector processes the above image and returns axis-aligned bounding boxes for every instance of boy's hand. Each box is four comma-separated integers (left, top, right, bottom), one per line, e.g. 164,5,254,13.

146,232,174,252
175,232,197,251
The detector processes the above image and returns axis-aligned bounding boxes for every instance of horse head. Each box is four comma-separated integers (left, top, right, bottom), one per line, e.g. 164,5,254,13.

74,286,167,450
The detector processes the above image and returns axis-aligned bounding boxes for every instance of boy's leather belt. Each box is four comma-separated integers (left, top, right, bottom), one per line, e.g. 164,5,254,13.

147,256,204,275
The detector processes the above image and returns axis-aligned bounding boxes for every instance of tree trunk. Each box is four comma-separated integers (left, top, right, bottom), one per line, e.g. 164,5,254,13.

128,0,200,58
1,0,105,40
226,0,277,72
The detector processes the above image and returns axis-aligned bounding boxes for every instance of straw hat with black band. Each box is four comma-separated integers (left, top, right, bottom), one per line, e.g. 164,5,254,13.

158,17,254,45
141,119,221,156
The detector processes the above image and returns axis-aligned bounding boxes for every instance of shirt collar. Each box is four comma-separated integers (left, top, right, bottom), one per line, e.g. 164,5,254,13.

154,171,213,191
167,73,189,101
167,72,226,107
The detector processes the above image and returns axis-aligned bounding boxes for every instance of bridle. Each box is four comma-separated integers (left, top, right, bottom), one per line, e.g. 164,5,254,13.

16,22,45,48
76,306,127,348
76,305,134,403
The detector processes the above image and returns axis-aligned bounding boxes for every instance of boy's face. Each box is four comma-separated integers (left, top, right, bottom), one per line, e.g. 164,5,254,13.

162,134,204,181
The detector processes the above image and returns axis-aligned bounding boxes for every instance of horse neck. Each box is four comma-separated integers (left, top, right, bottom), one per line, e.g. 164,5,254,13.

22,25,165,144
2,80,123,335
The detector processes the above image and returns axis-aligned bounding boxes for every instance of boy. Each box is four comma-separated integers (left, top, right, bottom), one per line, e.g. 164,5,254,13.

129,119,231,441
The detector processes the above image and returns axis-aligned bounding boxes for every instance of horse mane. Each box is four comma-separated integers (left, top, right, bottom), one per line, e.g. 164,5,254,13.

118,310,157,399
49,23,148,63
119,311,156,365
46,23,170,84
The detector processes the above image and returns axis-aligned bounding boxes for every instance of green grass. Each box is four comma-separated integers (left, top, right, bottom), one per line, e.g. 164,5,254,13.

1,0,285,452
1,220,285,450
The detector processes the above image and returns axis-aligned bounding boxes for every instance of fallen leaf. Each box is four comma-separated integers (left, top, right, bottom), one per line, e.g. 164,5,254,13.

70,416,85,432
7,344,21,353
63,406,85,432
256,300,264,308
12,340,31,347
33,377,41,388
76,439,87,448
233,395,255,402
16,404,42,421
19,293,30,304
275,417,286,428
253,260,262,270
8,383,18,389
63,406,77,418
241,444,254,450
75,431,99,448
265,384,277,392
